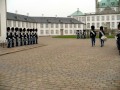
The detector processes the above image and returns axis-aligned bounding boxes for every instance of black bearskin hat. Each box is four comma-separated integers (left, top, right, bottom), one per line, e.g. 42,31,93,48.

15,27,18,31
11,27,14,31
7,27,10,31
100,26,103,30
91,25,95,30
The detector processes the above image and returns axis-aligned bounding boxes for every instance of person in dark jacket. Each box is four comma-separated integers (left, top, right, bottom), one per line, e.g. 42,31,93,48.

99,26,105,47
90,25,96,47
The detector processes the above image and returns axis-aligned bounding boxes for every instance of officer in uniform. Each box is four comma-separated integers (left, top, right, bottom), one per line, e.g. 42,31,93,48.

15,27,19,46
19,28,23,46
11,27,15,47
23,28,27,45
6,27,11,48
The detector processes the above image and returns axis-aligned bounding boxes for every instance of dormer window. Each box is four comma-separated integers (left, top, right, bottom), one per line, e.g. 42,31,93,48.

14,16,17,19
102,3,105,6
24,18,27,21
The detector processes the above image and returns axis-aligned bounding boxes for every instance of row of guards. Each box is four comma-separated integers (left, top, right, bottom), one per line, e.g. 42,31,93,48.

76,30,86,39
6,27,38,48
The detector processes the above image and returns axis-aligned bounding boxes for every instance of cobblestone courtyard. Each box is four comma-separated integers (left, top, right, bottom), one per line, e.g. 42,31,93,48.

0,37,120,90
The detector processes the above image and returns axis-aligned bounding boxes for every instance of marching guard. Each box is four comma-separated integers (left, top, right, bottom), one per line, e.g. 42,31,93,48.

23,28,27,45
19,28,23,46
35,29,38,44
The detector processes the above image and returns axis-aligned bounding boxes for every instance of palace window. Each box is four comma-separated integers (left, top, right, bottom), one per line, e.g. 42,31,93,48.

106,16,110,20
56,24,58,28
111,15,115,20
13,21,16,27
51,24,54,28
70,30,72,34
51,30,54,34
46,24,48,28
65,30,68,34
65,24,68,28
112,22,115,28
40,24,44,28
40,30,44,34
101,16,104,21
56,30,59,34
97,16,100,21
97,23,100,28
87,17,90,21
78,24,81,28
92,16,95,21
117,15,120,20
46,30,49,34
87,23,90,28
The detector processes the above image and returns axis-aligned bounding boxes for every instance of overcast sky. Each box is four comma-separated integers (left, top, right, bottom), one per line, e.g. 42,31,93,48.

7,0,98,17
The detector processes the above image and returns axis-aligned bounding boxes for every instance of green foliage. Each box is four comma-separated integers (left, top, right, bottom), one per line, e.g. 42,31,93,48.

52,35,115,38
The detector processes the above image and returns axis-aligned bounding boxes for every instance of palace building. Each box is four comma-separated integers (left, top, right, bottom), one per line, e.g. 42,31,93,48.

7,12,84,37
68,0,120,31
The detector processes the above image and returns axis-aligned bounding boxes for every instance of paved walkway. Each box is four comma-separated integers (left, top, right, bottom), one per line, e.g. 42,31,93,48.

0,37,120,90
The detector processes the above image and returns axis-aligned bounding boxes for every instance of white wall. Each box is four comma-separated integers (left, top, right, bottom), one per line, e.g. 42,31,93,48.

0,0,7,41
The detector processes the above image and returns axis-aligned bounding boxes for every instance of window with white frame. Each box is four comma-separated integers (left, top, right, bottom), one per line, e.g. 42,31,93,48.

97,16,100,21
46,24,48,28
18,21,20,27
111,15,115,20
87,16,90,21
22,22,24,27
117,15,120,20
46,30,49,34
79,17,81,21
112,22,115,28
106,16,109,20
70,30,72,34
70,24,72,28
56,30,59,34
65,30,68,34
65,24,68,28
40,24,44,28
101,22,104,26
101,16,104,21
74,24,76,28
92,23,95,26
97,22,100,28
51,30,54,34
13,21,16,27
82,17,85,22
51,24,54,28
7,20,11,27
87,23,90,28
60,24,63,28
40,30,44,34
92,16,95,21
56,24,58,28
78,24,81,28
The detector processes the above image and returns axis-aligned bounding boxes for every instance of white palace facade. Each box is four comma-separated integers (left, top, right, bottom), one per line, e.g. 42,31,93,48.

68,0,120,31
7,12,84,36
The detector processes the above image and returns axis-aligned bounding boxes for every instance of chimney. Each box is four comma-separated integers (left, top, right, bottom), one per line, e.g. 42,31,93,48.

95,0,99,13
42,14,44,17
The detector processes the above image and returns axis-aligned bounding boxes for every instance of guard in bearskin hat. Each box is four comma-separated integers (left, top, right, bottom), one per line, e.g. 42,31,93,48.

23,28,27,45
6,27,11,48
11,27,15,47
19,28,23,46
27,28,30,45
90,25,96,47
15,27,19,46
35,29,38,44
